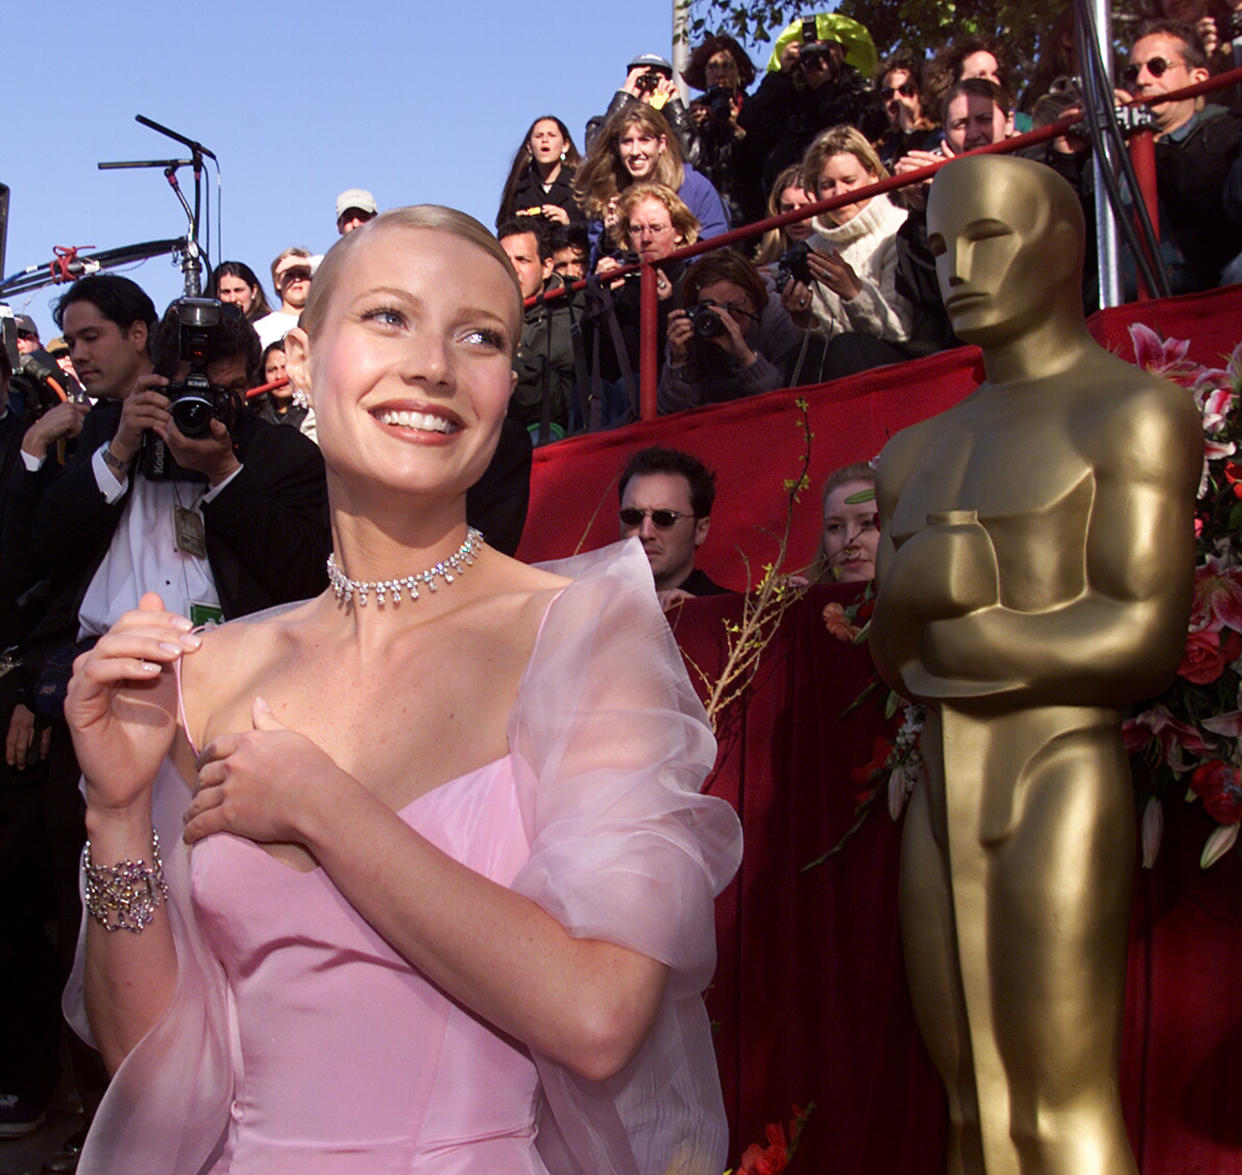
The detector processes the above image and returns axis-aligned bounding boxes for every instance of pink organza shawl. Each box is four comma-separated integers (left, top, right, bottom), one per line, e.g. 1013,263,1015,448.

64,539,742,1174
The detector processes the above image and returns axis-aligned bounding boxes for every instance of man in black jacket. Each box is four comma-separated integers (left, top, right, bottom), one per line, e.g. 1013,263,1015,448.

1123,20,1242,292
499,218,577,443
30,275,329,639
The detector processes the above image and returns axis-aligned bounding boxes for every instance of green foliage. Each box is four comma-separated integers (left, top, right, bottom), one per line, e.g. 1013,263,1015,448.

683,0,1147,92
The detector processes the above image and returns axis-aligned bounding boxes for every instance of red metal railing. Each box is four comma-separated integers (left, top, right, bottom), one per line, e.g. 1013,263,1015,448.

528,65,1242,421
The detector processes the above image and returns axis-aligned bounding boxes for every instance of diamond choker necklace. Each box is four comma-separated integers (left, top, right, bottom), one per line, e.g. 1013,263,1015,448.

326,527,484,607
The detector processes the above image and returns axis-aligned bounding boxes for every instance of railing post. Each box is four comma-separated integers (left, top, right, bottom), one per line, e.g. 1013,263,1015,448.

639,262,659,420
1128,127,1161,301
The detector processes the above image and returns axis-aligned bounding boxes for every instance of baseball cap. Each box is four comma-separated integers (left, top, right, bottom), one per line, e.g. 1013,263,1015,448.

336,188,378,221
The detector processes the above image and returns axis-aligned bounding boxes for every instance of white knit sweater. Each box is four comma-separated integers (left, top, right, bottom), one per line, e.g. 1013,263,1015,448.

806,193,915,344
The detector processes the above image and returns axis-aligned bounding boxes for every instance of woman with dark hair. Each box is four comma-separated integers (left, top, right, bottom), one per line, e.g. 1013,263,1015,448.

682,34,765,229
495,116,585,229
574,104,728,258
208,261,271,323
250,340,310,432
925,35,1033,131
63,205,741,1173
660,250,801,412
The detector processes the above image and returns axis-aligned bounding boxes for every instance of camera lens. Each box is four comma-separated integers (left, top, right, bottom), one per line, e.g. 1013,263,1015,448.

172,394,213,438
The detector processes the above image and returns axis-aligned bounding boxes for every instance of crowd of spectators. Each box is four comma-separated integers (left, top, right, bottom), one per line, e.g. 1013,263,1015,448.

1,8,1241,1150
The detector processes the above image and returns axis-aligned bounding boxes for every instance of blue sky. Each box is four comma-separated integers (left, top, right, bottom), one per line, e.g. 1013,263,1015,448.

3,1,784,338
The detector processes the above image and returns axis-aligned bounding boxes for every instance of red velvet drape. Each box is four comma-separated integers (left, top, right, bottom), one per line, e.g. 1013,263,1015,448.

680,587,1242,1173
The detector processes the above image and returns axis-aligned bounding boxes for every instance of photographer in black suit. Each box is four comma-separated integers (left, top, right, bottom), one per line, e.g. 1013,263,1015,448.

31,275,329,642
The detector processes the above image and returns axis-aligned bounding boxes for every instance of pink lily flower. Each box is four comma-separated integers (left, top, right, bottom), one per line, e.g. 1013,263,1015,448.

1128,323,1200,383
1193,557,1242,632
1123,705,1212,773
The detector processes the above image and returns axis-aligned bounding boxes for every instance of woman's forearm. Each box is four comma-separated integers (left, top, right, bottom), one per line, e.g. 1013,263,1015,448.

301,782,667,1083
82,806,179,1074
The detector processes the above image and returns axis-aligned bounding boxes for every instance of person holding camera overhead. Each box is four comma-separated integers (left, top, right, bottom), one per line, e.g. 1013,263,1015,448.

682,35,765,230
660,251,801,413
583,52,695,156
747,13,876,192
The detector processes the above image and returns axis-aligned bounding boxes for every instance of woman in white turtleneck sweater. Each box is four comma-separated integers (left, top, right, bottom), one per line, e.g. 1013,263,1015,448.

781,125,917,379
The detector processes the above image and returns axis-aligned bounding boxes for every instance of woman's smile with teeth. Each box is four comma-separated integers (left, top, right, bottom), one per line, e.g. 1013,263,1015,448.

374,408,459,434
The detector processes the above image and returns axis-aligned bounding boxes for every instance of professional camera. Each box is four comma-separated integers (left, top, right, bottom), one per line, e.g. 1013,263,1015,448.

142,297,238,482
691,302,727,339
775,241,814,292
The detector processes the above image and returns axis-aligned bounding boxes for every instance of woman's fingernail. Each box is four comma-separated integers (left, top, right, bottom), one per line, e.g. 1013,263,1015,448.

158,642,183,655
171,616,194,631
180,634,202,650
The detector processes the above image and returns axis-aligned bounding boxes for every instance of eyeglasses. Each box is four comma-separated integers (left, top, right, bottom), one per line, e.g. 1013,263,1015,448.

881,81,918,101
619,507,694,528
1122,56,1180,86
279,267,312,286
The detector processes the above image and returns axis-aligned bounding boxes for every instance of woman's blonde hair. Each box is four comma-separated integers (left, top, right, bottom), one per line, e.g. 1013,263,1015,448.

618,183,701,249
755,164,812,266
807,461,877,583
300,205,523,352
802,125,889,198
573,105,685,221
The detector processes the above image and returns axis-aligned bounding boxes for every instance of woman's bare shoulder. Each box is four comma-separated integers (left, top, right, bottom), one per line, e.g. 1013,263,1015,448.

181,601,320,739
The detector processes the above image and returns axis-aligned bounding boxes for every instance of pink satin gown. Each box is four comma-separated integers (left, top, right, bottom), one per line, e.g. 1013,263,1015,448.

65,541,743,1175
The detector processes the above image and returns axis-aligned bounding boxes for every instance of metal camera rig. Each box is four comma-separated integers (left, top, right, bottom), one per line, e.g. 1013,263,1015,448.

0,114,218,301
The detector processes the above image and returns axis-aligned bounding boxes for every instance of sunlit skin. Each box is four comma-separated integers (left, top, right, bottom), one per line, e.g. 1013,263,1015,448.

821,478,879,582
284,227,520,517
817,153,878,226
944,92,1010,153
16,331,39,355
625,198,684,263
275,260,312,312
882,68,924,133
618,471,710,592
617,127,667,180
338,211,373,235
529,119,566,175
61,302,151,400
217,274,256,315
778,184,817,242
1127,32,1209,136
958,49,1001,85
500,231,553,300
552,245,587,280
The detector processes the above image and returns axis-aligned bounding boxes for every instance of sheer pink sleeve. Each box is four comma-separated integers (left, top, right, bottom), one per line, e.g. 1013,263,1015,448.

62,759,233,1174
513,540,744,1175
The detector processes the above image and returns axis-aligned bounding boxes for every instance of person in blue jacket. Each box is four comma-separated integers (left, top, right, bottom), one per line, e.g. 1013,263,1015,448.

573,104,729,261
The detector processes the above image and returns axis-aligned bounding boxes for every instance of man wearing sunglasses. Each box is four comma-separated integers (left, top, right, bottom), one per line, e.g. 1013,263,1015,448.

1122,20,1242,292
256,247,315,349
617,446,729,608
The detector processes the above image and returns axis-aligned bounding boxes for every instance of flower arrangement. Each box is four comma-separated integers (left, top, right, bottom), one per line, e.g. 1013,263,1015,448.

1122,324,1242,869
